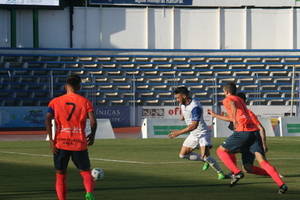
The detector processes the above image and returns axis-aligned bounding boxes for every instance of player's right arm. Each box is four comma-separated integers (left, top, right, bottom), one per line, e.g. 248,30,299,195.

169,121,199,138
207,109,232,122
180,115,185,121
169,106,200,138
45,105,57,154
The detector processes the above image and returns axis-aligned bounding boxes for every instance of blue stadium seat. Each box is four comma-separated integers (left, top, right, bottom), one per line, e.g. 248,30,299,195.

0,51,299,106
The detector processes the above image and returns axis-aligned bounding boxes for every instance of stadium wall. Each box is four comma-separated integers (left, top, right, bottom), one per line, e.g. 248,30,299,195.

0,106,294,129
1,7,300,49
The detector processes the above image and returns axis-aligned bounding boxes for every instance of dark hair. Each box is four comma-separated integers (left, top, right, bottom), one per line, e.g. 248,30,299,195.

66,75,81,89
174,86,190,96
237,92,246,102
223,82,237,95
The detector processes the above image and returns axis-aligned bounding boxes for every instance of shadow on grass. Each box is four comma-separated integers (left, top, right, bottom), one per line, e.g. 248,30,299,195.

93,181,273,191
283,174,300,178
0,161,299,200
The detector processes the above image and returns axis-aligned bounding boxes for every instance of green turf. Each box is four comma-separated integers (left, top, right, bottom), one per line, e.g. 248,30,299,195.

0,137,299,200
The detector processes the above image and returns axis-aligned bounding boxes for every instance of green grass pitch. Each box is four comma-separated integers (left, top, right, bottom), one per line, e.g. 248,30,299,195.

0,137,299,200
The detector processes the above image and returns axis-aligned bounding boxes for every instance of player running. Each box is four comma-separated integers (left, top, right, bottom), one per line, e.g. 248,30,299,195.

226,92,268,175
168,87,226,180
208,83,288,194
45,75,97,200
229,92,284,178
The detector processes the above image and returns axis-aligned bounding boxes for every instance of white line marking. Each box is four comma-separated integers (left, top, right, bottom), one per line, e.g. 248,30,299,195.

0,151,299,165
0,151,51,157
90,157,147,164
0,151,147,164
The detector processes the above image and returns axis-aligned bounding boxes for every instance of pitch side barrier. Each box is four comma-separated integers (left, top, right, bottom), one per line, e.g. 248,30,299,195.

141,118,188,139
46,119,115,140
213,118,277,138
279,117,300,137
142,117,278,139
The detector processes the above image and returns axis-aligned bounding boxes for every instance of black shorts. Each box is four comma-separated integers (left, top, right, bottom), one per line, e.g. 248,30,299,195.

221,131,264,155
241,150,256,166
54,149,91,171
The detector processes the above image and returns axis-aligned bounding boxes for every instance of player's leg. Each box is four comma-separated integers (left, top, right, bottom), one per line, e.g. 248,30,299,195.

216,132,244,175
179,146,204,161
179,135,204,161
216,131,254,186
54,149,71,200
255,152,288,194
72,150,95,200
201,147,210,171
217,145,245,186
199,133,210,171
200,145,225,179
241,151,269,176
198,133,225,179
249,131,287,193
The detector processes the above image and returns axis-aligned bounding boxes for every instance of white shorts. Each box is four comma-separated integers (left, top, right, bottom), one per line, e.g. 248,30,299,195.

182,133,212,149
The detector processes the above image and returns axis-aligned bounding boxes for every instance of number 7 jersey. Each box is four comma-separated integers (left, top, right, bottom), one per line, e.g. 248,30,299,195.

48,93,94,151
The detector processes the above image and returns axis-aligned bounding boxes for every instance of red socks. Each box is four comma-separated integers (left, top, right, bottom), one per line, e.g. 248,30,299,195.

55,171,94,199
229,153,237,165
259,160,285,187
216,147,241,174
250,166,269,176
56,173,66,200
80,171,94,193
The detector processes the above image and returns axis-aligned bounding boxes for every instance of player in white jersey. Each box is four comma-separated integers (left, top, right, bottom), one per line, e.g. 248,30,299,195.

168,87,226,179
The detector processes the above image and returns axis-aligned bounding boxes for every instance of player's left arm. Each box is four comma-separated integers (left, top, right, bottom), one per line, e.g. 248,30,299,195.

87,111,97,146
169,121,199,138
249,110,268,153
258,124,268,153
86,99,97,145
229,100,238,128
169,107,200,138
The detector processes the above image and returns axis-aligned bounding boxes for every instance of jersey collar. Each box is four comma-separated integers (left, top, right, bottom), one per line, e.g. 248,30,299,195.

183,98,193,107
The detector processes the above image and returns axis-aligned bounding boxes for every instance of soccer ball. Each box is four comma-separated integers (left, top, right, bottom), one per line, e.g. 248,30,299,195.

91,168,104,181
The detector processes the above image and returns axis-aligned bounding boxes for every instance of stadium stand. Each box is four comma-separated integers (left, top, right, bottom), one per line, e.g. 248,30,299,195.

0,49,299,106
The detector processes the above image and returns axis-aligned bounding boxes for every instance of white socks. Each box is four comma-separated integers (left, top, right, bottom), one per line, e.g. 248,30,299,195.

204,156,223,173
179,152,204,162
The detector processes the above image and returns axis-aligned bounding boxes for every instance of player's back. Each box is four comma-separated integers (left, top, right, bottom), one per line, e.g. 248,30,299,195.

248,109,260,128
48,92,93,151
223,95,257,132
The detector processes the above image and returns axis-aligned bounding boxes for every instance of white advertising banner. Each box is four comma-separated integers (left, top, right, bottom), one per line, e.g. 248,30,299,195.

139,106,296,135
141,118,188,139
279,117,300,137
213,117,276,138
139,106,213,126
247,106,296,118
0,0,59,6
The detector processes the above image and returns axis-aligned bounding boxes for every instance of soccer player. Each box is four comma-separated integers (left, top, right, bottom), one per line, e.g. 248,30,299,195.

45,75,97,200
168,87,226,180
232,93,283,178
208,83,288,194
226,93,267,173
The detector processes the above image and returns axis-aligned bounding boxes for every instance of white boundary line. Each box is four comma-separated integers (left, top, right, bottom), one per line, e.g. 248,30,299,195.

0,151,147,164
0,151,300,165
90,157,147,164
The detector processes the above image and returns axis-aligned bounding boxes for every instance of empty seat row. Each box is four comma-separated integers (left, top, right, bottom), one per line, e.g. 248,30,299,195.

1,53,300,106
